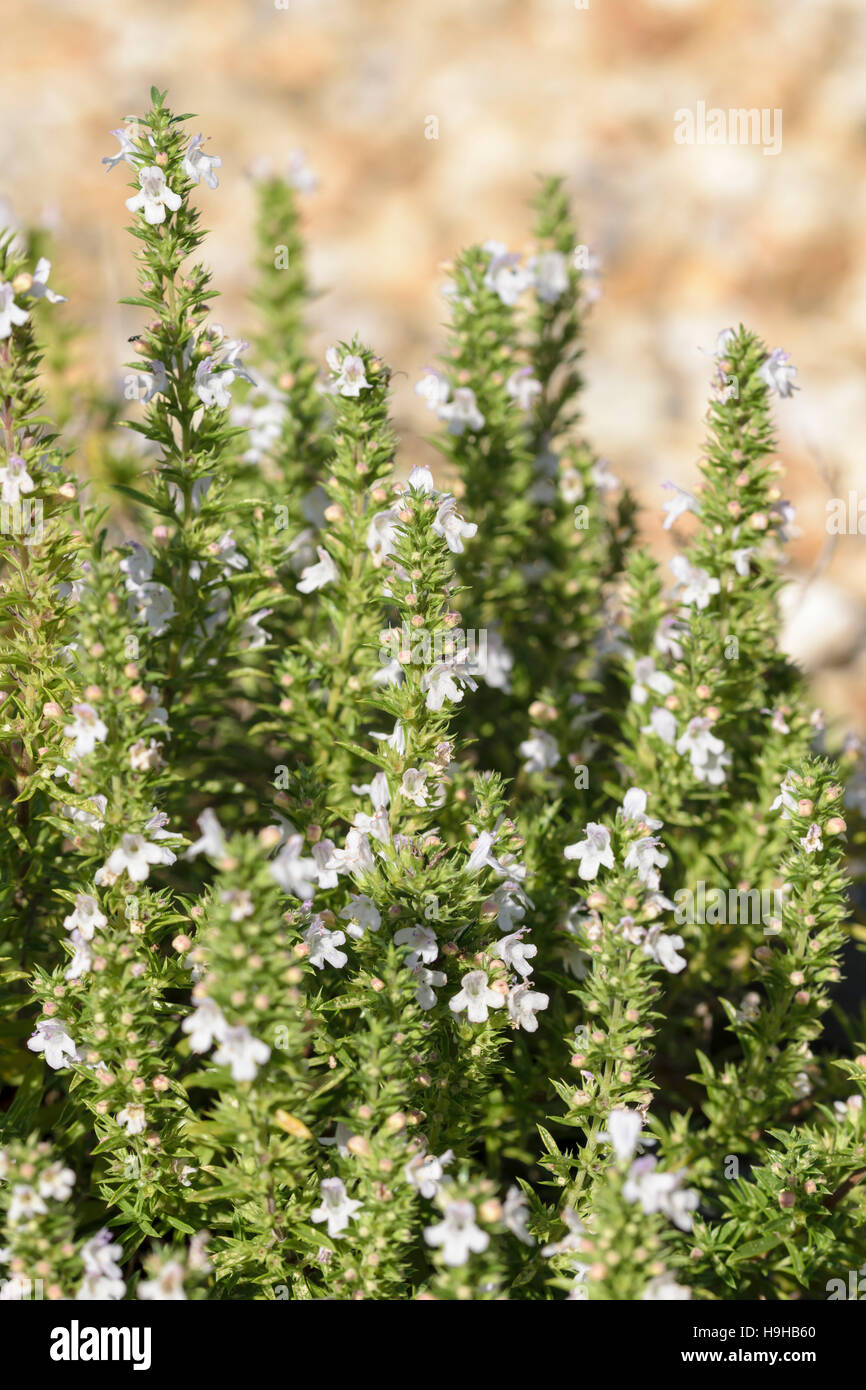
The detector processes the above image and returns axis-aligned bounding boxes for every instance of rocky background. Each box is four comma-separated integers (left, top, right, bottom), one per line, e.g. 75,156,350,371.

1,0,864,729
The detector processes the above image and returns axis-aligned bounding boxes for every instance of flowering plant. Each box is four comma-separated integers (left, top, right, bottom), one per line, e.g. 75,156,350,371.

1,90,864,1304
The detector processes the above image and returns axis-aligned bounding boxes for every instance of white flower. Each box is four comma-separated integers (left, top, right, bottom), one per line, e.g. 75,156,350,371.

128,581,175,636
366,509,400,566
339,894,382,939
405,1149,454,1199
564,823,614,880
305,920,348,970
482,239,531,306
506,367,542,411
8,1185,48,1225
371,720,406,754
623,1157,699,1231
518,729,560,773
661,482,699,530
642,925,687,975
421,649,477,711
326,346,370,397
507,982,549,1032
411,963,447,1010
116,1103,147,1136
770,770,798,818
325,828,375,876
424,1199,489,1266
183,133,221,188
669,554,720,610
449,969,504,1024
407,464,437,493
437,386,485,435
27,1019,79,1069
37,1162,74,1206
800,822,823,854
100,832,175,884
64,930,93,981
62,893,107,941
186,808,227,862
0,281,29,339
592,457,619,492
270,834,318,900
26,258,67,304
732,546,755,577
138,1260,187,1301
286,148,318,192
0,453,35,505
212,1025,271,1082
311,1177,362,1238
182,997,228,1053
469,628,513,692
630,657,674,706
758,348,798,398
624,836,669,885
400,767,429,807
415,368,450,412
676,717,731,784
492,931,537,979
394,923,439,966
125,166,182,225
102,127,140,171
78,1230,125,1300
529,249,569,303
603,1108,644,1163
620,787,662,830
503,1184,534,1244
490,881,530,933
432,495,478,554
129,738,163,772
642,705,678,746
297,546,338,593
714,327,736,357
63,702,108,760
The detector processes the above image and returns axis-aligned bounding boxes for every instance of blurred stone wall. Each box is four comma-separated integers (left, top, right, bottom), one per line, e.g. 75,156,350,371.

1,0,864,727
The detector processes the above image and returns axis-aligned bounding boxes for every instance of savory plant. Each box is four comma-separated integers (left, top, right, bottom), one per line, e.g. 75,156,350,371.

1,89,864,1302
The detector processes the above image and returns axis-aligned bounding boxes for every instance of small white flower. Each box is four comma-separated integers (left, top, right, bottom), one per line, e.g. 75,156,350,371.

8,1185,48,1225
630,657,674,706
642,925,687,975
669,555,720,610
64,930,93,981
325,828,375,877
116,1103,147,1135
63,703,108,759
492,930,537,979
529,249,569,303
507,982,549,1032
62,892,107,941
297,546,338,594
415,368,450,412
326,346,370,397
482,239,531,306
424,1199,489,1266
732,546,755,577
405,1149,454,1199
138,1260,188,1301
183,133,221,188
624,1157,699,1231
642,1273,692,1300
411,963,447,1010
503,1184,534,1245
339,895,382,939
270,834,318,900
286,149,318,192
437,386,485,436
518,728,560,774
564,823,614,880
676,717,731,785
400,767,429,807
661,482,699,530
506,367,542,411
366,509,400,566
620,787,662,830
421,649,477,711
26,258,67,304
182,997,228,1053
603,1108,644,1163
212,1025,271,1082
186,808,227,862
407,464,437,493
100,832,175,884
449,969,504,1024
128,581,175,636
27,1019,79,1069
125,166,182,225
0,281,29,339
305,920,348,970
758,348,798,398
0,453,35,505
642,705,678,746
432,494,478,554
311,1177,362,1238
102,127,140,171
394,923,439,966
624,836,669,885
800,822,823,854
